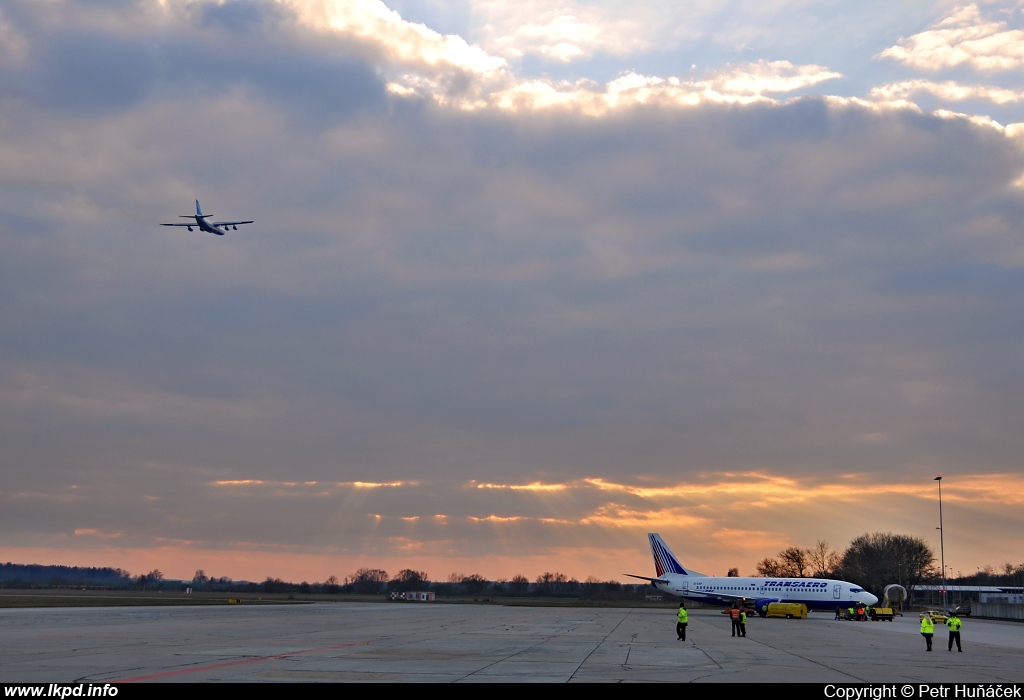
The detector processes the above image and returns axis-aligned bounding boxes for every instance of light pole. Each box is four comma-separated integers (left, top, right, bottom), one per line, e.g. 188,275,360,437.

935,475,947,611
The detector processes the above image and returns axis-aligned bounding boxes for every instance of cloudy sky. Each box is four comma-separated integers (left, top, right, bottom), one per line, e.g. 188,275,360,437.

1,0,1023,585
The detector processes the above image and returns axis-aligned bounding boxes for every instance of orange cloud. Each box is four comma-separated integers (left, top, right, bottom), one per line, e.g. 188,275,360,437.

18,471,1022,584
73,528,124,539
472,481,568,492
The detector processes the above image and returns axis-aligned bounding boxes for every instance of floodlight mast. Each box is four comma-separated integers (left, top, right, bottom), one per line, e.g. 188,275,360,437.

935,475,947,611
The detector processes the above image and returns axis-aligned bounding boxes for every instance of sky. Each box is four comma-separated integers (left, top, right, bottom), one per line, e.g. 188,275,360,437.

1,0,1023,585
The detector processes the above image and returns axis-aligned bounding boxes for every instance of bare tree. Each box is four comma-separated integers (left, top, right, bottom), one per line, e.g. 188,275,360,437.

779,547,808,577
390,569,428,591
806,540,841,578
262,577,286,593
535,571,568,595
756,557,787,577
350,568,389,594
727,568,739,577
461,574,488,595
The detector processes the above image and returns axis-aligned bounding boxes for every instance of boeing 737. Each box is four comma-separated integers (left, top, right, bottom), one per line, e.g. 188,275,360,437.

626,533,878,615
161,200,253,235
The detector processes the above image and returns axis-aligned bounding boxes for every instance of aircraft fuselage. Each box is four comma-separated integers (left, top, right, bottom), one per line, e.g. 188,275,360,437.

654,573,878,610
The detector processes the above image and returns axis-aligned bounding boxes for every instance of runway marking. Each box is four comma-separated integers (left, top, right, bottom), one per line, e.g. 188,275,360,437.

569,609,633,681
112,641,370,682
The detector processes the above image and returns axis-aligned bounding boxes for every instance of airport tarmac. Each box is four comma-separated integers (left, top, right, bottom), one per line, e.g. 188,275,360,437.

1,604,1022,683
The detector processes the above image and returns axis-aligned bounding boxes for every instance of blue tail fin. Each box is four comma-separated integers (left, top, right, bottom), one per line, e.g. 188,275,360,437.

649,533,696,576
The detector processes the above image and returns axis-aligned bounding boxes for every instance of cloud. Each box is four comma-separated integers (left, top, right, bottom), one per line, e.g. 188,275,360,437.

297,0,507,74
6,472,1022,580
877,3,1024,72
871,78,1024,105
480,61,840,115
268,1,840,112
2,0,1024,585
469,2,650,62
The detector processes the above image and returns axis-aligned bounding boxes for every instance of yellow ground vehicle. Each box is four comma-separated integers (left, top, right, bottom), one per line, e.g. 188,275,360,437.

766,602,808,619
869,607,894,621
919,610,948,624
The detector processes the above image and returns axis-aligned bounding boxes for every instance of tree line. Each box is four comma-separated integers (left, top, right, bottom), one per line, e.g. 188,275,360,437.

8,531,1019,599
337,568,639,599
753,532,938,597
0,563,133,588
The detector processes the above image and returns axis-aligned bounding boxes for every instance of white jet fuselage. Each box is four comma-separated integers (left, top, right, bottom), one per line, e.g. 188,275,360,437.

655,573,878,609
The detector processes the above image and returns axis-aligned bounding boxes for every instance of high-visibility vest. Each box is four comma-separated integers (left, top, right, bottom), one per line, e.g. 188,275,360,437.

921,617,935,634
947,617,961,631
730,608,740,620
678,609,688,623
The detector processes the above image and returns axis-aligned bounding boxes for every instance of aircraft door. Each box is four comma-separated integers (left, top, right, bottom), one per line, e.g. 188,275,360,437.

833,584,841,599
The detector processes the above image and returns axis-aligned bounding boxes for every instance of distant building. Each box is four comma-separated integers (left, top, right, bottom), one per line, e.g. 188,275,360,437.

911,585,1023,606
389,591,435,602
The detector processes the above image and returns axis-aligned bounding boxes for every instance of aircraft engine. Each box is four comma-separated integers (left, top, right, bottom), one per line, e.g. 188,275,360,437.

881,584,907,609
754,597,778,617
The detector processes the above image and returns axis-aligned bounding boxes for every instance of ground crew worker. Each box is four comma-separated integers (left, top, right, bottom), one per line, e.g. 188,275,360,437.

946,612,962,652
835,607,841,620
739,608,747,637
730,605,741,637
847,606,854,620
677,603,689,641
921,613,935,651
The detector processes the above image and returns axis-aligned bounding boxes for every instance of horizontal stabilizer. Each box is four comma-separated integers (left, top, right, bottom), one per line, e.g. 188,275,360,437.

624,573,669,584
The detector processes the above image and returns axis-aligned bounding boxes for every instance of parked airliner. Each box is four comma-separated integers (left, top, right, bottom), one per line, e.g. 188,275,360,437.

161,200,253,235
626,533,878,615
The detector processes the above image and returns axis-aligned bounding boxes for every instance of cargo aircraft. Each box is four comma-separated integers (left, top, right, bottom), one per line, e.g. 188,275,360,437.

626,533,878,615
161,200,253,235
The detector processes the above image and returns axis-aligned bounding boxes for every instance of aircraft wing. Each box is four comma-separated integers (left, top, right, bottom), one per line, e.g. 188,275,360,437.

695,590,774,603
160,223,194,226
212,220,254,226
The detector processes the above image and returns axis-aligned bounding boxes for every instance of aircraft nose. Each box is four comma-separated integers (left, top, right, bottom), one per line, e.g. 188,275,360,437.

867,593,879,606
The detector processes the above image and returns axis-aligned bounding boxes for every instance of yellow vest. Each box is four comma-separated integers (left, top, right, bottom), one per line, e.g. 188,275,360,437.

921,617,935,633
678,609,688,623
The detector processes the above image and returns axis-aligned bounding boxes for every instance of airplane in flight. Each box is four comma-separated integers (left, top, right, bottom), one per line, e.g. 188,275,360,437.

161,200,253,236
626,533,878,615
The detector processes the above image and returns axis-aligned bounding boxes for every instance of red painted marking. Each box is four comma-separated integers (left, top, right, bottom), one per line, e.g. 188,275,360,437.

114,641,370,682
